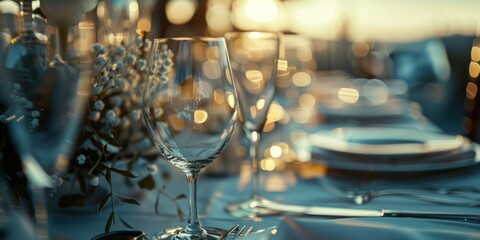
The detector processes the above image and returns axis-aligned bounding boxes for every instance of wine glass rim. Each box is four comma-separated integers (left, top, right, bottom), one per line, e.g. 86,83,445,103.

153,37,225,43
224,31,280,39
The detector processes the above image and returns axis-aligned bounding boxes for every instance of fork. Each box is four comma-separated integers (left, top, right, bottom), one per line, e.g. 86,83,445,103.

232,225,253,239
319,180,480,207
219,224,254,240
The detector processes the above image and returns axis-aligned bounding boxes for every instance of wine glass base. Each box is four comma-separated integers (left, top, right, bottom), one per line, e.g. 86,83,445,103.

224,196,282,219
153,227,227,240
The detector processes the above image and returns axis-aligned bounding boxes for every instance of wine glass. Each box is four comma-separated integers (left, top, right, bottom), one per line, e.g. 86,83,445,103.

223,32,281,218
142,37,238,239
0,1,94,237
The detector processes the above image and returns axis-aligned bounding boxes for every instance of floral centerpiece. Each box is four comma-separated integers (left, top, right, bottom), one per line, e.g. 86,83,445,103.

63,36,188,232
0,36,184,234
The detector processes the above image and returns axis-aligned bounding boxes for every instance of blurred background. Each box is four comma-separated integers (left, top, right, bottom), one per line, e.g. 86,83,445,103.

143,0,478,135
3,0,480,172
87,0,480,171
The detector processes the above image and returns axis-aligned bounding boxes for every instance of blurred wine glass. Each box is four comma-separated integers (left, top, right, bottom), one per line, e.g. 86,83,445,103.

0,1,95,238
223,31,281,218
142,37,238,239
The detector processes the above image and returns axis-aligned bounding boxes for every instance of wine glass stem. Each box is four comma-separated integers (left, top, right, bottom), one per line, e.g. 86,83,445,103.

184,170,202,236
249,130,261,200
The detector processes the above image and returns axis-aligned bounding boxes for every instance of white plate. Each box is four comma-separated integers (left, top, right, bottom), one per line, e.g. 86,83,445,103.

310,127,466,156
309,127,480,172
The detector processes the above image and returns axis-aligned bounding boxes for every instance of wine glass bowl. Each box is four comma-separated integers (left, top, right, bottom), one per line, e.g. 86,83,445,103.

142,37,237,239
223,32,281,218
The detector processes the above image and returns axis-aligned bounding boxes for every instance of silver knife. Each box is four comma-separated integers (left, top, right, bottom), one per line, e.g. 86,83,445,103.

263,201,480,223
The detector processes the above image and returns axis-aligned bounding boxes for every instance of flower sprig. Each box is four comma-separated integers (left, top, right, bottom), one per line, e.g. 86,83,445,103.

53,37,185,232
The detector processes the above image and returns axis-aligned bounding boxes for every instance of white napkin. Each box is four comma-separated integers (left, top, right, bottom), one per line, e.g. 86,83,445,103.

271,217,480,240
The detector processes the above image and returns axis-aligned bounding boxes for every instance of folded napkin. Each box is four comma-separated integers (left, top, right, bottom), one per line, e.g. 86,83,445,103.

271,217,480,240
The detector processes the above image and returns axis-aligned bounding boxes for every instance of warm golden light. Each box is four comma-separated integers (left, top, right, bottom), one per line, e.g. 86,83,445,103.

214,89,225,104
203,60,222,79
338,87,360,104
277,59,288,72
352,42,370,57
292,72,312,87
245,0,279,23
472,46,480,62
256,99,266,110
250,106,257,118
466,82,478,100
270,145,282,158
194,110,208,124
299,93,316,108
227,93,236,108
251,131,259,142
137,18,151,32
267,102,285,121
206,3,233,35
261,158,276,171
166,0,197,25
292,108,311,124
129,1,139,23
469,61,480,78
168,114,186,131
246,70,264,82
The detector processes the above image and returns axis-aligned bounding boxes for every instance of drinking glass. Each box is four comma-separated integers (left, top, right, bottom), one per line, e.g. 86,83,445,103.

142,37,238,239
223,32,280,218
0,1,94,238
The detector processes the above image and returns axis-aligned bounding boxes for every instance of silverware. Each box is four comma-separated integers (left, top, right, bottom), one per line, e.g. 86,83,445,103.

219,224,239,240
258,199,480,224
319,179,480,207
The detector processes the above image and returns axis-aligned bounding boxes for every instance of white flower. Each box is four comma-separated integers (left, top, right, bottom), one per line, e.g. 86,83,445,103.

115,46,126,56
13,83,21,91
143,39,152,52
106,110,117,122
89,176,99,187
125,55,136,65
31,111,41,118
131,110,141,121
96,56,107,67
93,43,105,54
24,100,34,109
28,119,39,129
50,175,64,187
89,111,101,121
91,86,103,95
136,59,146,71
76,154,87,165
99,76,109,84
146,164,158,175
94,100,105,111
0,114,7,123
109,95,122,107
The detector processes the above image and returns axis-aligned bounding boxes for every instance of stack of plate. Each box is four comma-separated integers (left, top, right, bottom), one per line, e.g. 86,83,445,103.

310,127,479,173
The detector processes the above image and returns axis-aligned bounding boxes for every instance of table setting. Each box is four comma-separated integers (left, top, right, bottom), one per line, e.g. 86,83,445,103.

1,0,480,240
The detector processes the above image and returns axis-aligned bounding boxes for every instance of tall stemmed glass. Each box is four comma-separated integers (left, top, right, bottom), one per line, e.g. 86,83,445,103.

223,32,280,218
0,2,94,238
142,37,238,239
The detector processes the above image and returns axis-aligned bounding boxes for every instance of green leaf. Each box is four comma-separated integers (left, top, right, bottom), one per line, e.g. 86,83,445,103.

98,193,112,213
119,216,133,229
138,175,156,190
116,194,140,205
110,168,138,178
77,170,87,195
58,194,86,208
176,206,184,220
154,192,160,215
105,212,115,233
174,194,187,200
106,169,112,185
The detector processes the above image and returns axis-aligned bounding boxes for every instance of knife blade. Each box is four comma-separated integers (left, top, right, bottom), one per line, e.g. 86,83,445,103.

263,200,480,223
